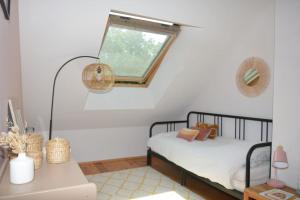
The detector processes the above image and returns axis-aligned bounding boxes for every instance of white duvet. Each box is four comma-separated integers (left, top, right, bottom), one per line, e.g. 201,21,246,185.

147,132,270,191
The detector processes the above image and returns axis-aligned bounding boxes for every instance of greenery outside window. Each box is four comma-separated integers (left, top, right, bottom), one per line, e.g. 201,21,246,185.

99,11,180,87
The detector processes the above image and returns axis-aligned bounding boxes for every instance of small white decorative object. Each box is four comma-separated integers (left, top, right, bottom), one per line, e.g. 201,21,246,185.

10,152,34,184
0,125,35,184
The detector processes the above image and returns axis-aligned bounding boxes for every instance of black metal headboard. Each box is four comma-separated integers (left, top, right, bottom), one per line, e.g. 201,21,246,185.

187,111,272,142
149,111,273,142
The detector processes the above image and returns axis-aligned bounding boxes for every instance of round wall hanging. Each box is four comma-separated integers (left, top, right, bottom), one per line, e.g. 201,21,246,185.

236,57,270,97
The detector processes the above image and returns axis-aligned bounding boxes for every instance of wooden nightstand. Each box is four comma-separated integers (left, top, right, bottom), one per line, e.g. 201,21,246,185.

244,183,300,200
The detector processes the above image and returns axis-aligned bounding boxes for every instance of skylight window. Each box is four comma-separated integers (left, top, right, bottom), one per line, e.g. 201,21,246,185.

99,11,180,87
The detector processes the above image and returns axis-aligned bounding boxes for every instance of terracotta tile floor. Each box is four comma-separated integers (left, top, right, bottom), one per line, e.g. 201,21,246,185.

79,156,147,175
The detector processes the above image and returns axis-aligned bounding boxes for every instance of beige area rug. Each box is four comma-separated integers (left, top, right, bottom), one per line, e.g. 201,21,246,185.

86,166,205,200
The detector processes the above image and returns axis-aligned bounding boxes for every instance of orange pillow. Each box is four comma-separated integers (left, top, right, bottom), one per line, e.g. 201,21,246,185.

177,128,199,142
207,124,218,139
195,122,208,129
195,128,211,141
194,122,218,139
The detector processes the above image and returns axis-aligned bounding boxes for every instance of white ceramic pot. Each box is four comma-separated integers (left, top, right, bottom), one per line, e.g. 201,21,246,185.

10,152,34,184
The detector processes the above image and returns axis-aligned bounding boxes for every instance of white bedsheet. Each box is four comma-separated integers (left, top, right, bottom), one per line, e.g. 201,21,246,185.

147,132,270,190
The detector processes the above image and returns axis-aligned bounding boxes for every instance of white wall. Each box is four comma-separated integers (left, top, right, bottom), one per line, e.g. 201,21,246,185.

272,0,300,188
18,0,275,161
185,7,275,120
0,0,23,131
50,126,149,162
19,0,275,130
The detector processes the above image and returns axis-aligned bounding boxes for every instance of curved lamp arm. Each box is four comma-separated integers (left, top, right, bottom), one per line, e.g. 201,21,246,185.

49,56,99,140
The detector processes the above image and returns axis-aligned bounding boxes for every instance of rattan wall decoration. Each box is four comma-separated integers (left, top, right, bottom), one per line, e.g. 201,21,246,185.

236,57,270,97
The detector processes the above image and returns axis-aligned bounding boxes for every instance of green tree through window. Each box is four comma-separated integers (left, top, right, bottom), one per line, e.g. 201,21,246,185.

100,27,168,77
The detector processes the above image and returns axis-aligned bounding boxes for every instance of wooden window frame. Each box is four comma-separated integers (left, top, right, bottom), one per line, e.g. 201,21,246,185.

101,13,180,87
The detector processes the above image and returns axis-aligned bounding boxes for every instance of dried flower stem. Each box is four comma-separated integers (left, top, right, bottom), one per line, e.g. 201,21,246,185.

0,126,27,154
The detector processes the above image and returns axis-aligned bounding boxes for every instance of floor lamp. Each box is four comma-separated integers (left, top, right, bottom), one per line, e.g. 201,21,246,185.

49,56,114,140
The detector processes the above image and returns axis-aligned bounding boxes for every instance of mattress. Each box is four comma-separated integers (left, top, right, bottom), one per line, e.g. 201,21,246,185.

147,131,270,191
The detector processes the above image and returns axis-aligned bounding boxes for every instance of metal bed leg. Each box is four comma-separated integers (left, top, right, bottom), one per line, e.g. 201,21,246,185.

183,171,187,185
181,170,187,186
147,149,152,166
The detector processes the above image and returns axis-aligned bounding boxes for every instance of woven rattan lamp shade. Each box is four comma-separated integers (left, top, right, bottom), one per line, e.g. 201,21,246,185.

82,63,115,93
236,57,270,97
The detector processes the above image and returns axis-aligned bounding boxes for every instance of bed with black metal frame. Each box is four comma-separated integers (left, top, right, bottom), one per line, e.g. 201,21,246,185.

147,111,272,199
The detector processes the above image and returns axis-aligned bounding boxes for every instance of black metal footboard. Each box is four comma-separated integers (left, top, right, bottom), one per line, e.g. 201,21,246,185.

246,142,272,187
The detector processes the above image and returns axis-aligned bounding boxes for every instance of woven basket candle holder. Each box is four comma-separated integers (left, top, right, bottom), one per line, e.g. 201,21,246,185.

26,133,43,153
46,138,70,164
27,151,43,169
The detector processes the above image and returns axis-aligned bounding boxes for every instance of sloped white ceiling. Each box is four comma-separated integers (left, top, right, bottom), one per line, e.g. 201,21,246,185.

19,0,274,131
